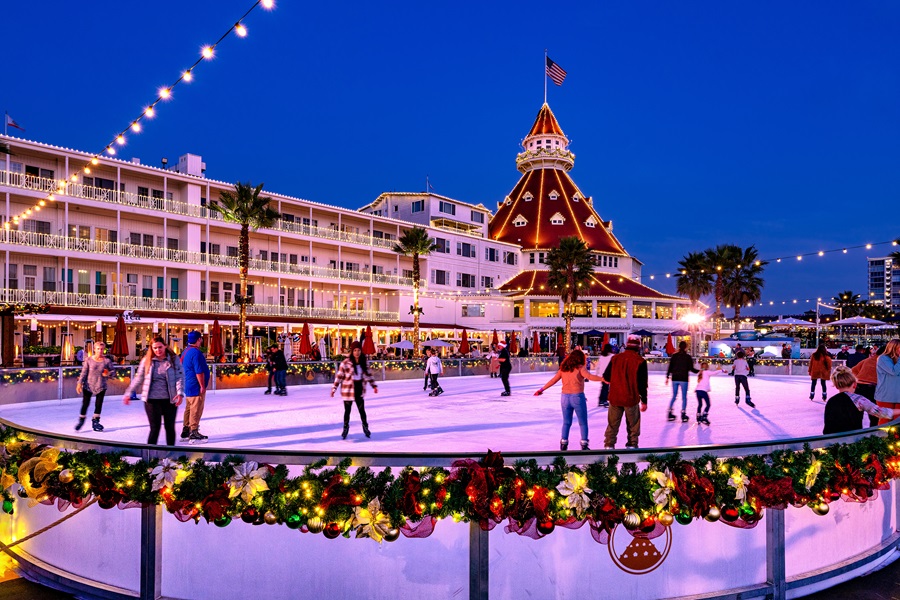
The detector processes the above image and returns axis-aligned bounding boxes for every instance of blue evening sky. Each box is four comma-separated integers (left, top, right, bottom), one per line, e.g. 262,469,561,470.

5,1,899,315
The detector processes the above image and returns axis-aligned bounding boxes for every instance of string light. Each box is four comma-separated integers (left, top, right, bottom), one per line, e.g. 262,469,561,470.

3,0,272,229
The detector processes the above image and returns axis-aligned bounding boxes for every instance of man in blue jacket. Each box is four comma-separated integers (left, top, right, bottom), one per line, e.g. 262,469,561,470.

181,331,211,443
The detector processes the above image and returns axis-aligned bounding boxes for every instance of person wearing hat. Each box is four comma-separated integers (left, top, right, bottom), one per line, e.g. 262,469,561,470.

180,330,211,443
600,334,648,449
497,339,513,396
331,340,378,439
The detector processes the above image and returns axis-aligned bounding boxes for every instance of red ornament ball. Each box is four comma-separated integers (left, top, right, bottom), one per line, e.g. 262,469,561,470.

240,508,258,524
323,522,342,539
97,495,118,510
536,519,555,535
721,506,740,522
640,517,657,533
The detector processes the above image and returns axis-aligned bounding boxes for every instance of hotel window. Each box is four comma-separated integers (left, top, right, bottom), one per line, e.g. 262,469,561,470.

143,234,154,248
632,302,652,319
434,237,451,254
152,189,164,200
503,251,517,266
573,194,581,202
597,301,625,318
25,220,51,235
156,277,164,299
301,255,310,263
539,253,545,264
529,301,559,318
550,212,565,225
200,279,206,302
259,250,268,261
129,233,141,246
42,267,55,292
137,186,149,198
529,253,535,264
301,217,318,228
471,211,484,223
70,225,91,240
125,274,137,296
585,217,596,228
7,265,16,290
95,271,107,296
96,228,117,243
439,201,456,215
656,304,674,319
200,197,207,207
289,254,298,265
505,197,512,206
80,271,92,295
481,276,494,289
402,269,415,280
571,301,592,317
513,215,527,227
411,200,424,213
142,276,153,298
457,242,476,258
431,269,449,285
461,304,484,317
226,246,238,258
167,238,179,251
523,192,533,202
485,248,499,262
549,191,559,201
200,242,207,254
457,273,476,288
64,269,73,293
210,282,219,303
210,243,221,255
23,265,36,291
170,278,179,300
282,213,294,222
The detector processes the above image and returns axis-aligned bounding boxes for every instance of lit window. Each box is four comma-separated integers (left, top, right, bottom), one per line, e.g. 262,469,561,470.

550,212,565,225
523,192,533,202
513,214,528,227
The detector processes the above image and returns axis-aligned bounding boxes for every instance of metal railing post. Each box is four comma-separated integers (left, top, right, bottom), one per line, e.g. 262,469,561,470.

57,366,63,400
766,508,786,600
140,449,162,600
469,521,489,600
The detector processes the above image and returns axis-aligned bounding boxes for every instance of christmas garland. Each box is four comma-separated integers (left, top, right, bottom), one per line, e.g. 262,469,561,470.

1,425,898,543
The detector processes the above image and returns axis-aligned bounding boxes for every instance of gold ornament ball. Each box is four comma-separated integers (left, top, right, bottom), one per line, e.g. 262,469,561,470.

658,511,674,527
263,511,278,525
705,506,721,522
58,469,74,484
623,512,642,530
306,516,325,533
383,528,400,542
812,502,830,516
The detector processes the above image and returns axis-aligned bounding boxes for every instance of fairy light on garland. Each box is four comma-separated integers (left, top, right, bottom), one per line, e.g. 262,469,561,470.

3,0,275,231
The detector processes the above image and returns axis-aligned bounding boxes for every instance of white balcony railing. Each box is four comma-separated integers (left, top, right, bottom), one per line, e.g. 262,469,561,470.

0,170,399,252
0,288,399,322
0,230,415,288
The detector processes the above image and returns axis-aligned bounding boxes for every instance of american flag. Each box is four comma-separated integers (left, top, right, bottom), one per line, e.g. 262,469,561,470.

546,57,567,86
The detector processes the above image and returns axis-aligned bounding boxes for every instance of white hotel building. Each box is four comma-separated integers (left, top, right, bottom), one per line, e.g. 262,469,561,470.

0,103,689,361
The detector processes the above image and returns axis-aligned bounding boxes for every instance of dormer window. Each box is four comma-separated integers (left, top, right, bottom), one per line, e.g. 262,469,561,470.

548,190,559,201
572,193,581,202
513,214,528,227
550,212,565,225
523,192,533,202
505,196,512,206
585,215,597,228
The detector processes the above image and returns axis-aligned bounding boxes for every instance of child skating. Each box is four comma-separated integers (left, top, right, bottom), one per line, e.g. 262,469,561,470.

731,351,755,407
694,362,725,425
425,348,444,396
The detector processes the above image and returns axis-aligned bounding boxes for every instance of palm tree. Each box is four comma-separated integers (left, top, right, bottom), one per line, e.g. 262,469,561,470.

546,236,595,354
675,251,713,309
832,290,866,318
703,244,742,339
723,246,767,327
209,182,280,360
393,227,437,356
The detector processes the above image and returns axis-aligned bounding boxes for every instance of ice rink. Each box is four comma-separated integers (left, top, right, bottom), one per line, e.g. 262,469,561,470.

0,370,845,452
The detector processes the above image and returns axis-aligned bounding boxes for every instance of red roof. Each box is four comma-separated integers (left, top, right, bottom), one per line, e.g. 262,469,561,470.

489,167,628,253
498,270,682,301
527,103,566,137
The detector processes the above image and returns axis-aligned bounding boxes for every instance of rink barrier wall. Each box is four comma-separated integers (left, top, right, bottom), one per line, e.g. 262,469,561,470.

0,418,898,600
0,358,840,404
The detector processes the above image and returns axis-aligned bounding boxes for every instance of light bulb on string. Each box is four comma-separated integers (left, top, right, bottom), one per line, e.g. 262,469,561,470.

116,135,126,145
145,106,155,118
106,146,116,155
159,87,171,99
91,157,99,165
131,122,141,132
235,23,247,37
202,46,214,59
183,70,193,82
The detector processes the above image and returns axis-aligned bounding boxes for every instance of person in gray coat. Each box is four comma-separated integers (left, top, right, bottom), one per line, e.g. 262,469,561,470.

123,336,185,445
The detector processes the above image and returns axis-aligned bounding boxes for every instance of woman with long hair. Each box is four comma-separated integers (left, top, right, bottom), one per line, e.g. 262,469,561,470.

331,341,379,439
535,349,604,451
75,341,114,432
875,338,900,425
594,343,615,407
123,337,185,445
809,344,833,402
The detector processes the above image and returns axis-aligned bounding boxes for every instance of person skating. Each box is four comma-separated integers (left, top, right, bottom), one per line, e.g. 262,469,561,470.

808,344,833,401
75,341,114,432
424,347,444,396
665,340,698,423
694,362,726,425
269,344,289,395
594,344,614,407
331,341,378,439
730,351,755,407
263,346,276,394
497,340,513,396
122,337,185,446
535,349,604,451
180,331,211,443
601,335,648,449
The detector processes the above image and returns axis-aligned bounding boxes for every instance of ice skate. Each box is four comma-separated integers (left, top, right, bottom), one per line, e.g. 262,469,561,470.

188,430,209,444
698,414,710,425
667,411,676,422
681,412,689,423
75,417,85,431
91,417,104,432
180,427,191,441
745,398,756,408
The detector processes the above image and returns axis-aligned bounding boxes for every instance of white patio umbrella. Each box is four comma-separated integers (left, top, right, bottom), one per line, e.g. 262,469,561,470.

388,340,414,350
827,317,886,326
422,339,454,347
766,317,816,328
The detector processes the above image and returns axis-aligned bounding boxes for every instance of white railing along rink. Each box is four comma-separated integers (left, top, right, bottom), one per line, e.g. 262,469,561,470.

0,288,398,322
1,170,398,251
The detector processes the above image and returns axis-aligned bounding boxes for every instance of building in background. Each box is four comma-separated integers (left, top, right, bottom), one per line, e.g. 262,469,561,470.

868,256,898,313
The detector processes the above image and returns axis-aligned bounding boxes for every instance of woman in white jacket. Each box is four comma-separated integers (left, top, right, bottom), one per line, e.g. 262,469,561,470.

425,348,444,396
695,362,726,425
594,344,615,407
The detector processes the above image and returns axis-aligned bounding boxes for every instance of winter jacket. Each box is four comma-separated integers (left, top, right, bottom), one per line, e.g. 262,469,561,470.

124,354,185,402
78,356,115,394
809,355,833,380
594,354,613,378
602,348,648,407
425,355,443,376
875,355,900,405
666,351,698,382
332,358,377,401
852,355,879,385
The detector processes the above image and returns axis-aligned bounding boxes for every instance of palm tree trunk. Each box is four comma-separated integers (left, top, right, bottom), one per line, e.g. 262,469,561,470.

733,304,742,336
714,276,724,340
564,292,573,354
412,253,420,357
238,224,249,361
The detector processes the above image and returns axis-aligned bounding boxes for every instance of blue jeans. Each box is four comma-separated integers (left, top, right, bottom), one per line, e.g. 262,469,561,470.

560,392,589,442
275,370,287,389
668,381,689,411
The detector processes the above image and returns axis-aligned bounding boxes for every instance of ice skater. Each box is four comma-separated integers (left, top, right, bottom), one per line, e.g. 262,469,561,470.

331,341,378,439
75,341,114,432
694,362,726,425
730,351,755,407
534,349,604,451
424,347,444,396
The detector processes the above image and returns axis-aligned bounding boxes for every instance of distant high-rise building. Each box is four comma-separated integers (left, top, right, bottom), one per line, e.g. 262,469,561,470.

867,256,898,313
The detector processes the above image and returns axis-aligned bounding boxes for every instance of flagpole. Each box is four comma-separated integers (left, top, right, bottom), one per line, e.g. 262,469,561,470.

3,112,7,136
543,50,548,105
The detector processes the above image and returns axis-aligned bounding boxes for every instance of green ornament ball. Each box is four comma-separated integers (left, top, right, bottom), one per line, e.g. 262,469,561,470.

674,511,693,525
214,515,232,528
286,514,302,529
1,499,13,514
739,505,757,520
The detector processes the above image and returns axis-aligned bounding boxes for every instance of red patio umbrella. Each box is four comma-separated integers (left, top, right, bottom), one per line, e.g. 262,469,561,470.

509,332,518,354
362,325,377,355
532,331,540,353
209,320,225,360
298,323,312,355
111,315,129,363
459,329,470,355
491,329,499,346
601,332,610,348
665,334,676,356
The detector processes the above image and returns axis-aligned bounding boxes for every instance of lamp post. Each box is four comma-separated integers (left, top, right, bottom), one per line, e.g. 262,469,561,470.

815,302,841,348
